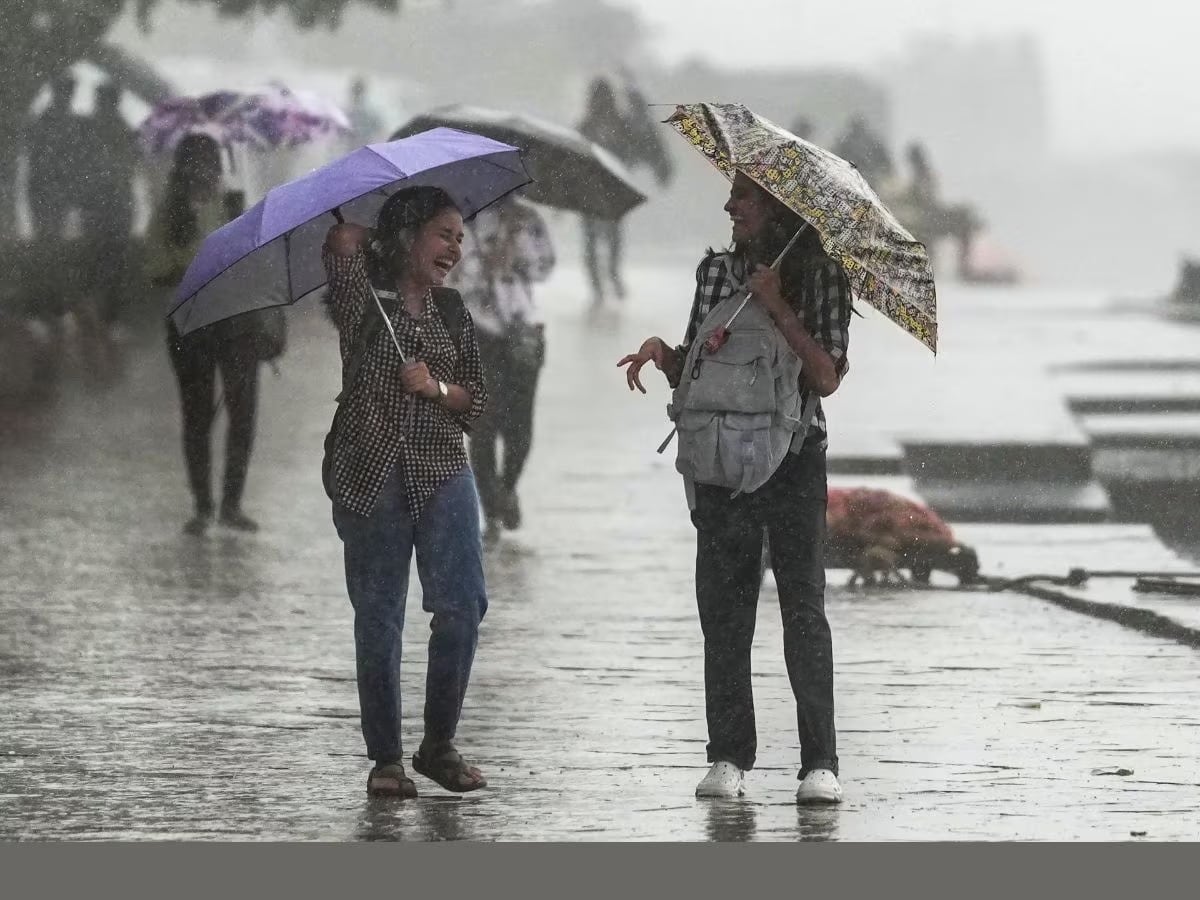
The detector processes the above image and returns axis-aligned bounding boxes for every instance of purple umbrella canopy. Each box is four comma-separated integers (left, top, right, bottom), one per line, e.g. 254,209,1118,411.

169,128,531,335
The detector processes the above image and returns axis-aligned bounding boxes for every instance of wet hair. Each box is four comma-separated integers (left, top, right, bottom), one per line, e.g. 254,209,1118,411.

164,134,222,248
365,185,460,286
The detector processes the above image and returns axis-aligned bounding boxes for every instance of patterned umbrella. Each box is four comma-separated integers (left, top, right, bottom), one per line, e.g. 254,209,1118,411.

666,102,938,353
137,90,244,155
228,84,351,150
138,86,349,155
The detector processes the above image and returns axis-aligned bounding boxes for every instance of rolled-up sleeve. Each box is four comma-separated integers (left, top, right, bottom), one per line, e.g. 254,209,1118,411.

815,260,853,378
453,309,488,423
322,248,370,352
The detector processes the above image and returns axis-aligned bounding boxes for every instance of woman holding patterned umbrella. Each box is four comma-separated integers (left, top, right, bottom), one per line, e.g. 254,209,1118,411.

618,103,936,806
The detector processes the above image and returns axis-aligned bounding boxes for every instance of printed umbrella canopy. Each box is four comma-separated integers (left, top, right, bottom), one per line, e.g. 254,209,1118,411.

666,102,938,353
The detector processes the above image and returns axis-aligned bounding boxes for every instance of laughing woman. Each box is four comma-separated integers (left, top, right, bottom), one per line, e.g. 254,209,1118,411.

322,186,490,798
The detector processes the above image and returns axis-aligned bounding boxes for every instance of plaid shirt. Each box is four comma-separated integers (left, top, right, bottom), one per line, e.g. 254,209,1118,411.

450,198,556,336
676,250,852,450
323,249,487,520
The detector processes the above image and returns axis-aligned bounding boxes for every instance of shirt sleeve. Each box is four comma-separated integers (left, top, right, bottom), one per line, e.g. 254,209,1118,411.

813,260,853,378
322,247,370,355
452,308,488,423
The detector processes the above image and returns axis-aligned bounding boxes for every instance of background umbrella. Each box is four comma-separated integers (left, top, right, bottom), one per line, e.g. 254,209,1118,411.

137,90,244,155
169,127,531,337
225,83,351,150
666,102,938,353
392,105,645,220
138,85,349,155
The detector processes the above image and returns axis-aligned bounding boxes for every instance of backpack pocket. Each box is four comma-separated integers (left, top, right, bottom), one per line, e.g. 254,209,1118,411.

674,409,722,486
682,328,777,414
716,411,780,494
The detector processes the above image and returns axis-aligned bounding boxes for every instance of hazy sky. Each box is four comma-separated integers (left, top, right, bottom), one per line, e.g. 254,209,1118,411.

630,0,1193,155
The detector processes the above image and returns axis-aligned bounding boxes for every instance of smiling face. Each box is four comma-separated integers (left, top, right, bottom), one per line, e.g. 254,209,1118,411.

403,207,465,288
724,172,774,244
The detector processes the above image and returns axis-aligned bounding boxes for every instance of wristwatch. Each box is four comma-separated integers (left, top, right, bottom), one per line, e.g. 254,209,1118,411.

436,380,449,403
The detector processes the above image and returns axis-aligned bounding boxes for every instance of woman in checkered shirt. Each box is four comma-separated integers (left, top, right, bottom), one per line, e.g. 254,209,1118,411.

323,186,490,799
618,173,853,806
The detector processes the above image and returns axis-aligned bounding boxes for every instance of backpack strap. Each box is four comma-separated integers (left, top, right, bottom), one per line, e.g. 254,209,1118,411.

334,290,396,403
431,286,466,347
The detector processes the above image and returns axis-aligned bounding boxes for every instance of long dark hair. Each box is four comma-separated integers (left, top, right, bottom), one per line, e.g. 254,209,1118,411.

164,134,222,248
365,185,460,287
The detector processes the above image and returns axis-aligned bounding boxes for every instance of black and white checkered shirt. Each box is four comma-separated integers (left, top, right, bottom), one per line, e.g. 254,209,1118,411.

676,250,852,450
324,249,487,519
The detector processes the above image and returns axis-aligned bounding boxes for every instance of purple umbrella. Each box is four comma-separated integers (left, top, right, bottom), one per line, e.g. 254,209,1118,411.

168,127,531,336
138,85,350,154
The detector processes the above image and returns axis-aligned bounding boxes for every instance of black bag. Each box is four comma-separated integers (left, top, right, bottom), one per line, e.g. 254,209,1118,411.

249,306,288,361
506,319,545,372
321,287,466,501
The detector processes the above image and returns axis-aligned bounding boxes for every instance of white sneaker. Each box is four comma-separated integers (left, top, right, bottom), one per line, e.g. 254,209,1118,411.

796,769,843,804
695,761,746,798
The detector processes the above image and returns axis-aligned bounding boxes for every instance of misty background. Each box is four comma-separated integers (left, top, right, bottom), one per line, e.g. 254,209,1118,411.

9,0,1198,295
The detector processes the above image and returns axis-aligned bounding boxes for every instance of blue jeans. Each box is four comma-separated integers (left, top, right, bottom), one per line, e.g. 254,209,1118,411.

332,464,488,764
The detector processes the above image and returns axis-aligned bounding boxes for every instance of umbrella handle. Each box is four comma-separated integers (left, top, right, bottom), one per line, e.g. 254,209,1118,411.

331,207,345,224
722,223,810,329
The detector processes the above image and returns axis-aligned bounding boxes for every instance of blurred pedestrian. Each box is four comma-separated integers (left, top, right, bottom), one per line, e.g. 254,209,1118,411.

617,171,853,805
26,73,117,381
577,77,634,308
26,72,84,243
790,116,816,142
321,185,490,798
453,193,555,542
146,134,264,536
347,76,384,146
833,114,894,187
905,141,939,209
80,82,138,327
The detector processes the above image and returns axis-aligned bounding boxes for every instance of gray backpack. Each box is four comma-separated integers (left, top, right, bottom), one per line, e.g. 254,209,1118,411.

667,289,807,496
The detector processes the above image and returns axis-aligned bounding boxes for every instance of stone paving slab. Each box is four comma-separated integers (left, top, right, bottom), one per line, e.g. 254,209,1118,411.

2,266,1200,841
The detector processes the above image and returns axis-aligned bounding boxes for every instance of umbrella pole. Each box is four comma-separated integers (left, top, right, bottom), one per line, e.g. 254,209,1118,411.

656,223,810,455
368,283,408,364
721,222,810,329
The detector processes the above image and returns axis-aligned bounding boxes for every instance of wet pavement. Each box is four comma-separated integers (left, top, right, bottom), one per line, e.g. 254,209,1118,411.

2,264,1200,841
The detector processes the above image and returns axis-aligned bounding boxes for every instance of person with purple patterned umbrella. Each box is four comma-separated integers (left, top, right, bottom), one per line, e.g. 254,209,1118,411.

137,86,349,155
145,134,266,536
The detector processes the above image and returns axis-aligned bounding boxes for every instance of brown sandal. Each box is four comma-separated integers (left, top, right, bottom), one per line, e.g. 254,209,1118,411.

367,762,418,799
411,744,487,793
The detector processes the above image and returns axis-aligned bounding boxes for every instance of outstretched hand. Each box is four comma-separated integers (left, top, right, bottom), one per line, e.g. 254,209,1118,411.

617,337,670,394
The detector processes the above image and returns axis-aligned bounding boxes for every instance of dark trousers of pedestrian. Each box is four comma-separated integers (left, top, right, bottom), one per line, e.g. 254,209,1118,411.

332,465,488,763
166,324,260,518
469,329,543,526
691,446,838,777
581,216,624,303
